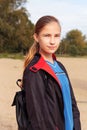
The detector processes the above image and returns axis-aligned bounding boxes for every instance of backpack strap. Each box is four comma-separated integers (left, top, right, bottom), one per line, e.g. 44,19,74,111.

16,79,22,88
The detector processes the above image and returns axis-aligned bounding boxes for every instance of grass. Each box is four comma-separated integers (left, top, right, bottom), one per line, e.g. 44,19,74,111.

0,52,25,59
56,54,87,58
0,53,87,59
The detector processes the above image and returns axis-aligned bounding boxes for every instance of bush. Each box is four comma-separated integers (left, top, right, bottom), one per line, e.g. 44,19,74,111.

68,45,79,56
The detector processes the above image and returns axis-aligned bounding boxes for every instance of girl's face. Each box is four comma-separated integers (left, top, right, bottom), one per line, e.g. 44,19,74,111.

34,22,61,57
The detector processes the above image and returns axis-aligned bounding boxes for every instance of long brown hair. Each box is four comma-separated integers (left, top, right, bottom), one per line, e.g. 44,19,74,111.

24,15,61,69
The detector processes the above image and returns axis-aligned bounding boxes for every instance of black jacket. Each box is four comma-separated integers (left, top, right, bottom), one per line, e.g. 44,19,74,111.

22,53,81,130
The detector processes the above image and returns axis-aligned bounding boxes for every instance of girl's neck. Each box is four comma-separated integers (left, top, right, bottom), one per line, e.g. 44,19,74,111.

45,57,54,64
39,52,54,64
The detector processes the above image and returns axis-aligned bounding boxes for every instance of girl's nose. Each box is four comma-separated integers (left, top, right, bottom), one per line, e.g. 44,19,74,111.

50,36,55,44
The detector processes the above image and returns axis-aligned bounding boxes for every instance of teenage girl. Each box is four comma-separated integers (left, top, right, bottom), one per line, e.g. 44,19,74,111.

22,15,81,130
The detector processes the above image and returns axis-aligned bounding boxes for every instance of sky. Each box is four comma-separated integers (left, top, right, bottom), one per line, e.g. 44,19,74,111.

24,0,87,38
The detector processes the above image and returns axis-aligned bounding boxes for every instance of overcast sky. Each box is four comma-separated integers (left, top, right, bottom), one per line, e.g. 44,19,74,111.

24,0,87,38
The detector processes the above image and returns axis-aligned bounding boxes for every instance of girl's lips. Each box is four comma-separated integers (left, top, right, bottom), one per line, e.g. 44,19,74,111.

47,46,56,49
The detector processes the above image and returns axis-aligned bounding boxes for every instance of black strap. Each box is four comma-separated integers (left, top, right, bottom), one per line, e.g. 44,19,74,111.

16,79,22,88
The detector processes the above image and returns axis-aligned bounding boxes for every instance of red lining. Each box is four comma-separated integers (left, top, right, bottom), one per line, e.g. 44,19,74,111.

30,56,61,88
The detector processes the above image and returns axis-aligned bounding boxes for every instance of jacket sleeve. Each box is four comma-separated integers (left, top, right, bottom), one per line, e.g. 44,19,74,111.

57,61,81,130
23,68,56,130
64,68,81,130
69,82,81,130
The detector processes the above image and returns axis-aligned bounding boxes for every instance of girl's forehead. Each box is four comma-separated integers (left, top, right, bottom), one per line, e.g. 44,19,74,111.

40,22,61,32
44,21,59,27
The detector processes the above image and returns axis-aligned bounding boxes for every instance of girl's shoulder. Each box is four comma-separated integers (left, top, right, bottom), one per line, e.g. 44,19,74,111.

56,60,69,76
23,54,41,75
56,60,66,70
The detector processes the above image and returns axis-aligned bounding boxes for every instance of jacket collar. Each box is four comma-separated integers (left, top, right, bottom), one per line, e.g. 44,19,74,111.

30,54,61,88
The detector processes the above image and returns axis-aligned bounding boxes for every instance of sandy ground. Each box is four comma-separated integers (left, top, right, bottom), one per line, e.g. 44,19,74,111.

0,57,87,130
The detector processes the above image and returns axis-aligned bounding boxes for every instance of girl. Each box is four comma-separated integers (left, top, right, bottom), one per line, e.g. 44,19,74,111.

22,15,81,130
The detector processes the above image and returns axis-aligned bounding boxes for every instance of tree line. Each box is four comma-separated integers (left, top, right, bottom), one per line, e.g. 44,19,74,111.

58,29,87,56
0,0,34,54
0,0,87,56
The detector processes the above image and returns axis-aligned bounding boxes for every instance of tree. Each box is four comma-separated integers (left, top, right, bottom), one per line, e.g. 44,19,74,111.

58,29,87,56
68,45,79,56
0,0,34,53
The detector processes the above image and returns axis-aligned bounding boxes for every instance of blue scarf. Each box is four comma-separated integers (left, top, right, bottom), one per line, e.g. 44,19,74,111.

46,60,74,130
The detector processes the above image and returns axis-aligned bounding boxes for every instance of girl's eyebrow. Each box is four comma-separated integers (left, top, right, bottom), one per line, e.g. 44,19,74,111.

41,32,60,35
41,33,61,36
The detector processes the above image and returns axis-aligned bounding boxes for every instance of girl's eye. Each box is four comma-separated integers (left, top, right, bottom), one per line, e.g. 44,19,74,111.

43,34,50,37
41,34,60,37
55,34,60,37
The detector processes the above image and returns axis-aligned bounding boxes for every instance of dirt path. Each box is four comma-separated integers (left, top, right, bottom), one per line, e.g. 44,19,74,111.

0,58,87,130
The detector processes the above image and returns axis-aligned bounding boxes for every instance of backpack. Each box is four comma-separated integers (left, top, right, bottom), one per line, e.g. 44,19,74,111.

12,79,29,129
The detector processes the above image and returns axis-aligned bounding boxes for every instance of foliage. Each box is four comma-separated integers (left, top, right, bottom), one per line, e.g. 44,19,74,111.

0,0,87,56
58,29,87,56
0,0,34,54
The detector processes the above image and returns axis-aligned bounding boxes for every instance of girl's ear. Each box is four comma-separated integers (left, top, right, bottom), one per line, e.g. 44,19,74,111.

33,33,39,42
